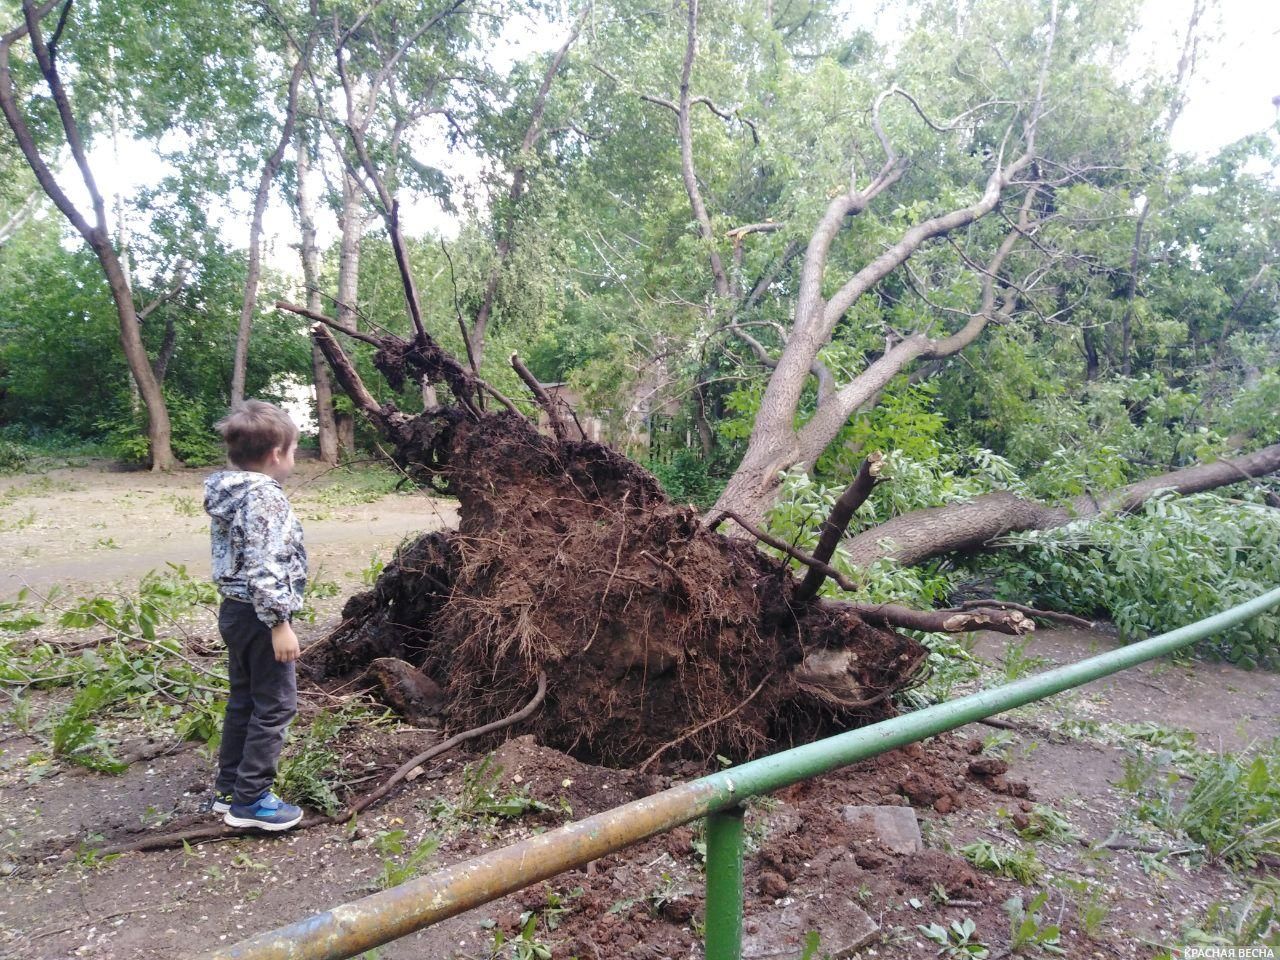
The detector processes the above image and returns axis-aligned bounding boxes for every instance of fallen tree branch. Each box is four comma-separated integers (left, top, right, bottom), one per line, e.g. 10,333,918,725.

795,453,884,602
510,354,567,442
76,673,548,857
83,815,332,856
709,510,1034,635
844,440,1280,568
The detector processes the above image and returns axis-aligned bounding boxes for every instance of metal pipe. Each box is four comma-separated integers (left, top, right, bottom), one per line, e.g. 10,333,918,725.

698,584,1280,803
704,807,745,960
199,585,1280,960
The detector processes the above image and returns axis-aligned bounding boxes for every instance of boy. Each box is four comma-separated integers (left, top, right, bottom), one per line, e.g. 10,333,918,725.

203,400,307,831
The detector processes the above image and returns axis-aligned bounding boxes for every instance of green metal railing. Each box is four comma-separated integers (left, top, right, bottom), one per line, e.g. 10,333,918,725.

198,585,1280,960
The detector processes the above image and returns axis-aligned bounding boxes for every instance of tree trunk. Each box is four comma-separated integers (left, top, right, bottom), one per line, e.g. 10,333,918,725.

844,442,1280,568
0,4,175,470
231,54,305,408
334,170,365,456
295,131,338,464
98,238,176,470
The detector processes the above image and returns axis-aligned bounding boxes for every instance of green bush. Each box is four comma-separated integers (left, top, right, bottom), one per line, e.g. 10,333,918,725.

990,492,1280,669
647,449,725,510
97,392,224,467
0,438,30,473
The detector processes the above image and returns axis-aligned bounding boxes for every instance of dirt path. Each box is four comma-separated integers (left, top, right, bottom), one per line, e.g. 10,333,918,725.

0,460,458,598
1,463,1277,959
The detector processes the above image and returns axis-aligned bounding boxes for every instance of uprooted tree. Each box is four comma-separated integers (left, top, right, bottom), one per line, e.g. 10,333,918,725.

281,0,1279,769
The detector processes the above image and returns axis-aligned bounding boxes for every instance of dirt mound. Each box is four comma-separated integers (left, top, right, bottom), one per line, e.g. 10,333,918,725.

304,412,926,767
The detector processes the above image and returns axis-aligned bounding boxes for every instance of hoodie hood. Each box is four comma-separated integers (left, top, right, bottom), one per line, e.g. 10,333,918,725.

203,470,279,523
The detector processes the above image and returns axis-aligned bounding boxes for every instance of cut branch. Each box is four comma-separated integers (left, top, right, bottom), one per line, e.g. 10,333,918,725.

848,601,1034,636
794,453,883,602
956,599,1095,630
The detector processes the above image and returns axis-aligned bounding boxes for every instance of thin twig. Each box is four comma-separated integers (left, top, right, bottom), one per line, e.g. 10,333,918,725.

344,670,547,817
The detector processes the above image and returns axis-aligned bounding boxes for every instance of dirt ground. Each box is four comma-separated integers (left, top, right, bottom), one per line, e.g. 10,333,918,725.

0,458,458,598
1,462,1277,959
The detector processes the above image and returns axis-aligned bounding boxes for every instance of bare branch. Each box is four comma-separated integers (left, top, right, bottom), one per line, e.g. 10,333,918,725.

276,300,384,346
510,353,568,442
137,261,189,322
794,452,884,601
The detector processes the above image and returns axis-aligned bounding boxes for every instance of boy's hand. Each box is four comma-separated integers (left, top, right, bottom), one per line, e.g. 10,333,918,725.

271,621,300,663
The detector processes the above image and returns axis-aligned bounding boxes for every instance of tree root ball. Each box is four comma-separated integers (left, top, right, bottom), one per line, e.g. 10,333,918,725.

303,412,927,767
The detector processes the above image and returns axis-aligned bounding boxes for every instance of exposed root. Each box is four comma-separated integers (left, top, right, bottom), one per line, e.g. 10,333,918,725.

304,412,931,767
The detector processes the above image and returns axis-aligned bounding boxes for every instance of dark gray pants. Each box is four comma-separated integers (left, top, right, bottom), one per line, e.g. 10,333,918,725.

216,599,297,805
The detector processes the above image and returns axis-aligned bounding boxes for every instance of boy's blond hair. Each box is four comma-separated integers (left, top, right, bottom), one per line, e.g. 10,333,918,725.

215,400,299,469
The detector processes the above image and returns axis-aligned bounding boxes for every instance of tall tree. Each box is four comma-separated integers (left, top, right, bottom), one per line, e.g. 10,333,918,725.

0,0,175,468
294,124,339,463
229,31,310,408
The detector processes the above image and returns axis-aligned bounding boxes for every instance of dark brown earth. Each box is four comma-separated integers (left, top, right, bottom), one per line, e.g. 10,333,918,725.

305,412,927,769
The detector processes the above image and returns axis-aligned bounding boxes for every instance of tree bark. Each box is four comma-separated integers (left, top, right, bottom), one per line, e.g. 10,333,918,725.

230,50,306,408
844,441,1280,568
295,129,339,464
334,170,365,455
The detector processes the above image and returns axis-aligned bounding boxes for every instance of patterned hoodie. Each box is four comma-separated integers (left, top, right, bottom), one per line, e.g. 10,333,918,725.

204,471,308,628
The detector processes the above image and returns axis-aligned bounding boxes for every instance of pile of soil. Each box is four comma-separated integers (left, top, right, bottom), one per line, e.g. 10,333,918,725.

472,732,1032,959
304,412,927,767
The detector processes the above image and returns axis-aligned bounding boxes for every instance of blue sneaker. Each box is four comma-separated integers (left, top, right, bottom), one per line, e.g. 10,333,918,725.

223,791,303,831
208,789,234,815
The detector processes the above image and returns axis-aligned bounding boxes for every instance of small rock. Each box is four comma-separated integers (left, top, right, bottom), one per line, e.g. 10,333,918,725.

843,805,924,855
